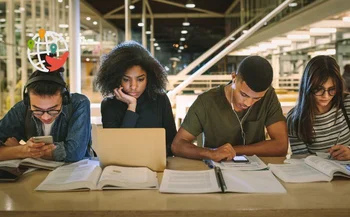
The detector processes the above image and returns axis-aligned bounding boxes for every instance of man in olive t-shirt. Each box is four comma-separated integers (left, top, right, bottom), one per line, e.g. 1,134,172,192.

171,56,288,162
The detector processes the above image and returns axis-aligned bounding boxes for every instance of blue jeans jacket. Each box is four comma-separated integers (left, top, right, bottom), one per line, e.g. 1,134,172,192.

0,93,91,162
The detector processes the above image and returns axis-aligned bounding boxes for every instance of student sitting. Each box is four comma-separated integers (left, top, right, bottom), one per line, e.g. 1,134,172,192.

0,68,92,162
171,56,288,162
287,55,350,161
95,41,177,156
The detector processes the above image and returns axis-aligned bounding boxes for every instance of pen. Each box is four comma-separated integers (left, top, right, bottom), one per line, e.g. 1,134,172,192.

329,131,342,159
346,164,350,171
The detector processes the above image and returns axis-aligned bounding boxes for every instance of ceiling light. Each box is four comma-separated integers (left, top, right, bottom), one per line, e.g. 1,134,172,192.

59,24,69,28
185,0,195,8
182,18,190,26
179,46,184,50
86,58,90,62
93,21,98,25
271,39,292,45
86,17,91,21
65,5,69,9
181,30,188,34
146,30,151,34
58,0,63,3
287,34,310,40
310,28,336,33
129,4,135,10
180,37,186,41
288,3,298,7
154,43,159,46
258,43,277,49
150,38,156,41
343,17,350,22
230,37,235,41
0,18,6,22
156,47,161,50
178,50,182,53
138,21,144,27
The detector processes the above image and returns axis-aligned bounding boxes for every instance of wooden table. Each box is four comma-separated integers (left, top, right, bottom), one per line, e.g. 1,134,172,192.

0,157,349,217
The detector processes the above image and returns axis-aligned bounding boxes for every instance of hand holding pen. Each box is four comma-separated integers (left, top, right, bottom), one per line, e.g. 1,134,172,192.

328,132,350,161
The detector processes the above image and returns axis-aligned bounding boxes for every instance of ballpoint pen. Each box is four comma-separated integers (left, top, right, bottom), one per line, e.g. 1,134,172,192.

329,131,342,159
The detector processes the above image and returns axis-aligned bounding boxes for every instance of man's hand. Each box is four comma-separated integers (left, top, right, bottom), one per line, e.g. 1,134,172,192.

329,145,350,161
4,137,20,146
20,138,56,159
210,143,236,162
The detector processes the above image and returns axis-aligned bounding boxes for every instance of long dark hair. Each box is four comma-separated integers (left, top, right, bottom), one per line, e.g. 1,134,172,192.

95,41,167,99
289,55,344,144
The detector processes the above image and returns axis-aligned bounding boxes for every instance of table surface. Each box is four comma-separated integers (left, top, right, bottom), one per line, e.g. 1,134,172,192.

1,157,349,217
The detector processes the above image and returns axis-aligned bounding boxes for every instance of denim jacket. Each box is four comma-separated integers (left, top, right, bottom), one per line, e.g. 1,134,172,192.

0,93,91,162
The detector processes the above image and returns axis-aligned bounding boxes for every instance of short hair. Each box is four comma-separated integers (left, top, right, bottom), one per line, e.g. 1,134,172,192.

95,41,167,99
236,56,273,92
26,68,66,96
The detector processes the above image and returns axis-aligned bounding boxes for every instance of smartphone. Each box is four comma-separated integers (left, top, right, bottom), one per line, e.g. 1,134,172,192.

32,136,53,144
233,155,249,163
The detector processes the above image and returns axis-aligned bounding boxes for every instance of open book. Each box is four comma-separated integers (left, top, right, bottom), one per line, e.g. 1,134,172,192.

205,155,268,170
268,155,350,183
36,160,158,191
159,167,286,194
0,158,64,170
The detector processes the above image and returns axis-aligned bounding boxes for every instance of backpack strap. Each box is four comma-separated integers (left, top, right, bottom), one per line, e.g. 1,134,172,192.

24,107,37,140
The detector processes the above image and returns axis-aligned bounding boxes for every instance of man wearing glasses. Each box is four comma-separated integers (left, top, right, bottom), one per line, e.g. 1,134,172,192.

171,56,288,162
0,68,92,162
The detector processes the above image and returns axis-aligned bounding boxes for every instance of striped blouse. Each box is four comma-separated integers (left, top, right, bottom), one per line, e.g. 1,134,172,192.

287,95,350,154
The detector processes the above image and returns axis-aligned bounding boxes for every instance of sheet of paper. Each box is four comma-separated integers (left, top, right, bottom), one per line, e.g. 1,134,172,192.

159,169,220,193
223,170,286,193
210,155,267,171
268,163,332,183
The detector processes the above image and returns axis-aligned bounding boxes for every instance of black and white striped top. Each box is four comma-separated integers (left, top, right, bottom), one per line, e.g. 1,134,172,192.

287,95,350,154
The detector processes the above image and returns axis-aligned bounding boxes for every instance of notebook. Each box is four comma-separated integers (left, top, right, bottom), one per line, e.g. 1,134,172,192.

92,125,166,172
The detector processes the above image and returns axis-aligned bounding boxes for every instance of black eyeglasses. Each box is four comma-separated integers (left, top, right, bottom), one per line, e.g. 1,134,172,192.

31,108,62,117
312,87,336,96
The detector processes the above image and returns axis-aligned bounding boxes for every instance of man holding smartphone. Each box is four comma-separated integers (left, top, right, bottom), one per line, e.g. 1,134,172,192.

0,67,92,162
171,56,288,162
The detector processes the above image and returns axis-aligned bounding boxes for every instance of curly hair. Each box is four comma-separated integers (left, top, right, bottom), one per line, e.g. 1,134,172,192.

95,41,168,99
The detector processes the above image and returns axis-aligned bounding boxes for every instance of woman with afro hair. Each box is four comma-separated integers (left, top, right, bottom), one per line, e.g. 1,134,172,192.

95,41,177,156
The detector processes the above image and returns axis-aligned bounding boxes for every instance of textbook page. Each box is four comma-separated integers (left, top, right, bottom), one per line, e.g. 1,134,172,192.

304,156,350,178
0,160,22,168
159,169,220,193
223,170,286,193
97,166,158,189
208,155,267,171
20,158,64,170
0,158,64,170
268,163,332,183
35,163,102,191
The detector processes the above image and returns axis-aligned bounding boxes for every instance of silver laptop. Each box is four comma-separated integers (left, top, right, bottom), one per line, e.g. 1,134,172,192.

92,125,166,171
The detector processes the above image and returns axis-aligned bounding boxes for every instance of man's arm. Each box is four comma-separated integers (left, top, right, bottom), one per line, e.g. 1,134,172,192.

233,121,288,156
171,127,236,162
53,96,91,162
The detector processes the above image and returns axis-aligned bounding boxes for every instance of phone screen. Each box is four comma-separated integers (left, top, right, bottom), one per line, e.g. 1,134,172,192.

32,136,53,144
0,170,19,182
233,156,249,162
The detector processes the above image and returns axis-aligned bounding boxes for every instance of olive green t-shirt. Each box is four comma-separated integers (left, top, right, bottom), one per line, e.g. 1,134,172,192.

181,85,285,148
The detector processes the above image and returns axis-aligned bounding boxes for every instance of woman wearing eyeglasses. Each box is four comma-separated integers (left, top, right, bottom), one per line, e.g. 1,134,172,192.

287,55,350,160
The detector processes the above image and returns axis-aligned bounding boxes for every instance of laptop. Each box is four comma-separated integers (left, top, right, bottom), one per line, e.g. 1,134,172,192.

92,125,166,171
